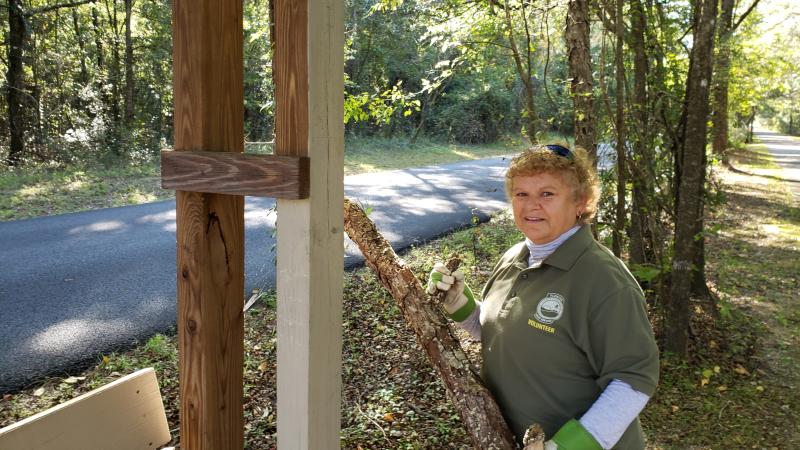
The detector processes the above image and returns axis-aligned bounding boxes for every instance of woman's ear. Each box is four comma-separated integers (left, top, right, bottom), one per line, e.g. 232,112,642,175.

576,197,588,219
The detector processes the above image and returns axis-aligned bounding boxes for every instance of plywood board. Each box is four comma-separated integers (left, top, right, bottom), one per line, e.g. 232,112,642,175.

0,368,170,450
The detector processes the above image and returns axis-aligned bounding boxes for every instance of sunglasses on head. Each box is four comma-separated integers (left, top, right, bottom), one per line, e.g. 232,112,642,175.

545,144,573,160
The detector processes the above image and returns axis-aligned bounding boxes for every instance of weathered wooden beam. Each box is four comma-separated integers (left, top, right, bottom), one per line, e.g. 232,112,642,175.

172,0,245,448
160,150,309,199
274,0,345,448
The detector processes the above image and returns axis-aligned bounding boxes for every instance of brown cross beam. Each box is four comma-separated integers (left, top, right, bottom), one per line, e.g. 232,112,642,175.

161,150,309,199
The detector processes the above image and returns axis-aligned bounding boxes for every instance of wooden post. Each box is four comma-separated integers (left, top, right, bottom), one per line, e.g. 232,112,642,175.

274,0,344,448
172,1,245,448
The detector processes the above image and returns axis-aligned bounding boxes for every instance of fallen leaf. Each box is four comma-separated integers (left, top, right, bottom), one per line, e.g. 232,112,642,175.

33,387,45,397
383,412,395,422
102,355,110,366
718,385,728,392
671,405,680,413
258,362,268,372
694,305,703,314
734,365,750,376
709,340,718,349
63,376,79,384
3,394,12,401
756,385,765,392
713,366,721,374
700,378,710,387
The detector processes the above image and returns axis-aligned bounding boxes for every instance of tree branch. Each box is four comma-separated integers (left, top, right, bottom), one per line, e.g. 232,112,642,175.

732,0,761,30
25,0,95,17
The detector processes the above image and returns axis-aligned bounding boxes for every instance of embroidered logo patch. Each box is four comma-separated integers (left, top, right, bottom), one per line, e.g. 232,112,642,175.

534,292,565,325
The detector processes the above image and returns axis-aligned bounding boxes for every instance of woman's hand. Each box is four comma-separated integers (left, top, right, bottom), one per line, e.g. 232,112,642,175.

427,263,476,321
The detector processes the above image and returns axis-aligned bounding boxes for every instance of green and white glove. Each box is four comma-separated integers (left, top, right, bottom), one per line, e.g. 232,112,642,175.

543,419,603,450
426,262,476,322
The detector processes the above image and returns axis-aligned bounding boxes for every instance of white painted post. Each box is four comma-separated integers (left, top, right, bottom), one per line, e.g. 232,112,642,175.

274,0,344,448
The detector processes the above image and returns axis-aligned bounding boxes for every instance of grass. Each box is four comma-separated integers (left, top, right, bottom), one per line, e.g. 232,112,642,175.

0,164,169,221
0,135,525,222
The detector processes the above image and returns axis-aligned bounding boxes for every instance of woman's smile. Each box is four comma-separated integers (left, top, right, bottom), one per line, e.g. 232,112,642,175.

511,172,585,244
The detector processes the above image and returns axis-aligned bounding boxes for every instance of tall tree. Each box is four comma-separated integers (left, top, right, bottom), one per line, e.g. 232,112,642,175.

123,0,134,126
611,0,626,257
711,0,761,155
628,0,658,266
4,0,95,166
503,0,539,143
667,0,720,357
566,0,596,159
6,0,26,166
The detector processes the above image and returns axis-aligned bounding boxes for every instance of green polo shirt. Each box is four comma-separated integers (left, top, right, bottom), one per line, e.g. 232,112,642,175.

480,226,659,449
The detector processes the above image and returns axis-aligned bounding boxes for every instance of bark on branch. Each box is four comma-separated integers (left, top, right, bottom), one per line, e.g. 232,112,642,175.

343,198,520,449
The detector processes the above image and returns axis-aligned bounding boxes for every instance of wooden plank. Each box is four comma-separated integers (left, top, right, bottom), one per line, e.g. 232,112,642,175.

172,0,244,449
160,151,309,198
0,368,170,450
274,0,344,448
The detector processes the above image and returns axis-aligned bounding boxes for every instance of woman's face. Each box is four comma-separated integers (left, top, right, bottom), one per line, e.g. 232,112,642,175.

511,172,585,245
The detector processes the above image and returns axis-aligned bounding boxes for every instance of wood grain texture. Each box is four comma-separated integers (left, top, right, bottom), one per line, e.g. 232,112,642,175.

0,368,170,450
172,0,245,448
274,0,345,448
274,0,308,157
161,150,309,198
343,199,518,450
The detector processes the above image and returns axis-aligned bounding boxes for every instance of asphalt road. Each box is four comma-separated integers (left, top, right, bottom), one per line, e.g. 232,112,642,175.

756,129,800,201
0,156,513,393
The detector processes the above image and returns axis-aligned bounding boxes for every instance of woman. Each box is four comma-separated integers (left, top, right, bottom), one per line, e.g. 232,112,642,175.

428,144,659,450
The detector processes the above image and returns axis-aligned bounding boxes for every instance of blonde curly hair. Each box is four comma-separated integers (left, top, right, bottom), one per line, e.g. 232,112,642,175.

504,144,600,224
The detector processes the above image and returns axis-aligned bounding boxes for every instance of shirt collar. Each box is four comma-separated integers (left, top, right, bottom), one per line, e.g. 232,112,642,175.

512,225,594,271
542,225,594,270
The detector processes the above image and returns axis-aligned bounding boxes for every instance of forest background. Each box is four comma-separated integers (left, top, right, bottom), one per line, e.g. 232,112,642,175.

1,0,799,447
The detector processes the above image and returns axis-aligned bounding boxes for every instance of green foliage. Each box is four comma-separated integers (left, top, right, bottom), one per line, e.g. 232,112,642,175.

434,81,514,144
344,81,420,126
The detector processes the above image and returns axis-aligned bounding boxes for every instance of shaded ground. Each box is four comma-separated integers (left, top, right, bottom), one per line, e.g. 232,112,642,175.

642,144,799,449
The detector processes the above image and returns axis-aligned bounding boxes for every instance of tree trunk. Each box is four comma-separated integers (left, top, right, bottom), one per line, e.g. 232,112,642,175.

92,6,104,69
667,0,719,357
628,0,657,266
566,0,596,160
343,199,518,449
123,0,134,126
612,0,626,257
711,0,734,156
6,0,27,166
107,0,121,138
503,0,538,144
72,8,89,83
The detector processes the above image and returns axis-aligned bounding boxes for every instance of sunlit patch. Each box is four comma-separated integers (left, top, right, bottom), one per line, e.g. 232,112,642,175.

126,190,157,203
28,318,130,355
18,185,47,197
451,150,478,160
68,220,127,234
358,163,378,172
761,224,781,235
65,179,86,191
